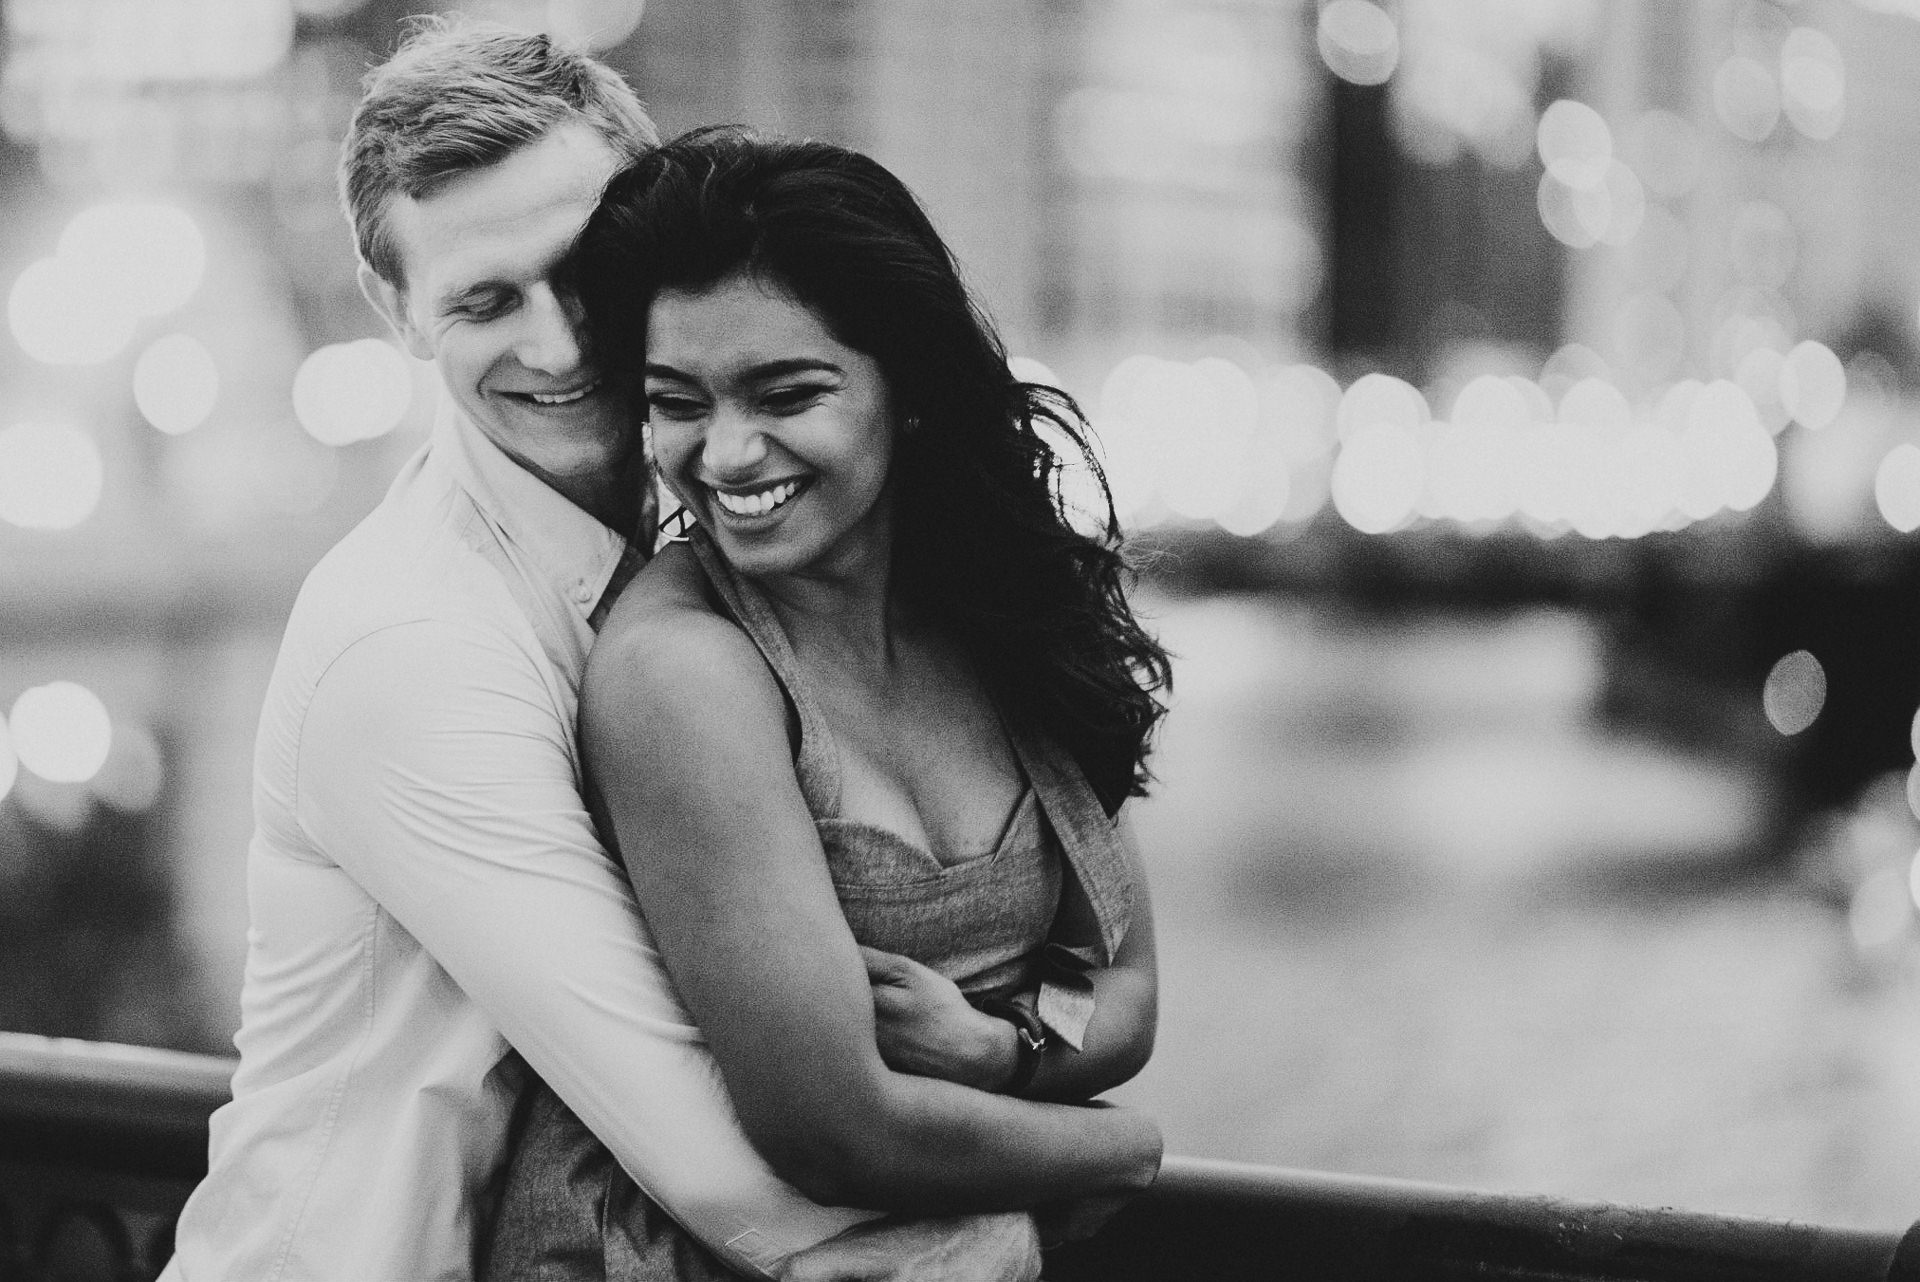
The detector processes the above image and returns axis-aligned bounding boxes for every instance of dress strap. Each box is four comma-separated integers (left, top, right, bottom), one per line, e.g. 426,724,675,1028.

1009,725,1134,964
685,528,843,819
1007,723,1137,1050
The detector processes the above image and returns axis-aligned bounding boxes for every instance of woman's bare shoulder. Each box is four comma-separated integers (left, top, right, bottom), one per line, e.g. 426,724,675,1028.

586,542,773,716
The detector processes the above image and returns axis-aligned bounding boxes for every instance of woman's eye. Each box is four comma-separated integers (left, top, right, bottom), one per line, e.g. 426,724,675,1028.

645,392,706,420
763,385,827,413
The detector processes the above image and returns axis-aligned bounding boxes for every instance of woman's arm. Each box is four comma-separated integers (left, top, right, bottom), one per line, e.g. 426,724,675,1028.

582,589,1161,1215
863,822,1157,1102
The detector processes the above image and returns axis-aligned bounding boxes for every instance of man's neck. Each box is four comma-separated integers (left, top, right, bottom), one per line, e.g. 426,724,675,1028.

537,461,644,539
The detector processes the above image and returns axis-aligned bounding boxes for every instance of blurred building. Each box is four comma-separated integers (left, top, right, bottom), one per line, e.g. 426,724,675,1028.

629,0,1325,382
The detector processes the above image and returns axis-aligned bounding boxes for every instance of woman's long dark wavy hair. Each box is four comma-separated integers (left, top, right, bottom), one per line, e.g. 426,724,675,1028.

572,126,1170,814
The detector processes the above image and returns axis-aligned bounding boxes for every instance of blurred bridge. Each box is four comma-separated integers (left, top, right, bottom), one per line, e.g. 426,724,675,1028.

1,1032,1914,1282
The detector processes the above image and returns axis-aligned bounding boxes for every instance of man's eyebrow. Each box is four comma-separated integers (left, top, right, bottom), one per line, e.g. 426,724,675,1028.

644,358,843,381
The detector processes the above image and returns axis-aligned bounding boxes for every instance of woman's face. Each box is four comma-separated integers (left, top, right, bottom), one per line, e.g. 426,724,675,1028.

643,270,896,584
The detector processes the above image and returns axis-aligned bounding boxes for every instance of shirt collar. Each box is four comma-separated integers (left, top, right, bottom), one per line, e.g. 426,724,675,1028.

430,393,630,621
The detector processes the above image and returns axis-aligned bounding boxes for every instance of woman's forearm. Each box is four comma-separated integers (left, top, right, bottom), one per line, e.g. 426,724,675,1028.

1014,964,1157,1103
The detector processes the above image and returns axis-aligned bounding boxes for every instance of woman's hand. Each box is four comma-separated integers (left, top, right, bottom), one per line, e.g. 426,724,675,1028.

861,947,1015,1092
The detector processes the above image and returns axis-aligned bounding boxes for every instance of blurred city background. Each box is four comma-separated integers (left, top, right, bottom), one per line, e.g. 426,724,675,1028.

2,0,1919,1233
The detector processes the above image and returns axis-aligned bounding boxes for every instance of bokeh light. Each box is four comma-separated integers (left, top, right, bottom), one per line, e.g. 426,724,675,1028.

9,256,138,365
548,0,647,52
1537,172,1607,249
1337,372,1428,441
8,202,207,366
10,681,112,784
1595,161,1646,246
1536,99,1613,189
1734,346,1788,434
1153,359,1256,520
58,202,207,319
1677,379,1776,516
293,338,416,446
1779,340,1846,430
1780,26,1845,140
1258,364,1338,523
1713,54,1781,142
134,333,220,435
1317,0,1399,87
0,422,104,530
1332,421,1425,534
1874,443,1920,532
1762,650,1826,736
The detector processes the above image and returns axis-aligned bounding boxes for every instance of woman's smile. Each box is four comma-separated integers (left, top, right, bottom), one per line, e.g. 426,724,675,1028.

708,476,809,520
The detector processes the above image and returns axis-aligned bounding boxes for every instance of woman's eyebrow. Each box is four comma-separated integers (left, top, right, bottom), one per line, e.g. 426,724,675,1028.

643,358,843,381
745,358,842,379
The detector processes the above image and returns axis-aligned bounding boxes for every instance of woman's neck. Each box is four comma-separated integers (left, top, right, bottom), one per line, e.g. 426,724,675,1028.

755,544,900,673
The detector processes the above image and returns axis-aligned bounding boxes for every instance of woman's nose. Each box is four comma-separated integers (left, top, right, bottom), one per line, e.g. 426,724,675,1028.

702,406,769,478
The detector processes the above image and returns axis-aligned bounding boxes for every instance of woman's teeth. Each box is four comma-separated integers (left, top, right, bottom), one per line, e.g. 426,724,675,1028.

713,480,800,517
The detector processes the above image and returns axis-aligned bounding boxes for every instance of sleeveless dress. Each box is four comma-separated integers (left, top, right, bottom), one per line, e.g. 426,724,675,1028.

483,530,1136,1281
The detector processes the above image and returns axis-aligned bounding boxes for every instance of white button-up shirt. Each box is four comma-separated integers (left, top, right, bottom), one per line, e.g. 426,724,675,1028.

162,406,870,1281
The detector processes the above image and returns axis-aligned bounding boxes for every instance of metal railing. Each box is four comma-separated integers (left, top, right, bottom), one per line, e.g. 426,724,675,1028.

0,1034,230,1280
2,1031,1914,1281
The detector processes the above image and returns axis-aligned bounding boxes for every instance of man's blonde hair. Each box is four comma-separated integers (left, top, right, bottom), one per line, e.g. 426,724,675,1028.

340,16,658,288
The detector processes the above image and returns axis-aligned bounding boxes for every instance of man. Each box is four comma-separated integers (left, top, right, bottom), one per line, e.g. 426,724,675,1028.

160,20,1039,1281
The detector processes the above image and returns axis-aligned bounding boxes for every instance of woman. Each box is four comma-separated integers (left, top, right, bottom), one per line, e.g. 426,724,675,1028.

488,126,1173,1280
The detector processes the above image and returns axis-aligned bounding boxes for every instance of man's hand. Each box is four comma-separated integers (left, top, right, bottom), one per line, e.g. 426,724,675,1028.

861,946,1014,1091
778,1213,1041,1282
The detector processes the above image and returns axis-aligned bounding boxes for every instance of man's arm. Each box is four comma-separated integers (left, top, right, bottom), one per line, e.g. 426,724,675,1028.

779,1214,1040,1282
296,617,874,1278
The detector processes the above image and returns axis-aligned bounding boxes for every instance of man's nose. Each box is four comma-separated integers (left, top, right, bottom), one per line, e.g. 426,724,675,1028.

515,284,586,376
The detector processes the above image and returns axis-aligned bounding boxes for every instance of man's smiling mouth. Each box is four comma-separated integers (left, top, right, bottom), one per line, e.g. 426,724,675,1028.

516,382,597,406
711,479,804,518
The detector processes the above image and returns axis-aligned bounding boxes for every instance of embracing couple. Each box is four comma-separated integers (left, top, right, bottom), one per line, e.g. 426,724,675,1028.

161,17,1171,1282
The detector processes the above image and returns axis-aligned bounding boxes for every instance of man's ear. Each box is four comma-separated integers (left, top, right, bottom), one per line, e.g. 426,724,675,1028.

358,264,433,362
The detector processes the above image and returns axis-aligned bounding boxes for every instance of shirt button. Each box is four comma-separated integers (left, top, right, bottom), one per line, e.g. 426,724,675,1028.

574,583,594,605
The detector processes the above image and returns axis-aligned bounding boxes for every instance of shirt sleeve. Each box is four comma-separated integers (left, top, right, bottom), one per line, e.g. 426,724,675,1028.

293,616,876,1277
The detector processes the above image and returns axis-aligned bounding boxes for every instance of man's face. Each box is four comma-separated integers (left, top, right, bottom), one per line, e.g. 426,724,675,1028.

361,123,627,506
